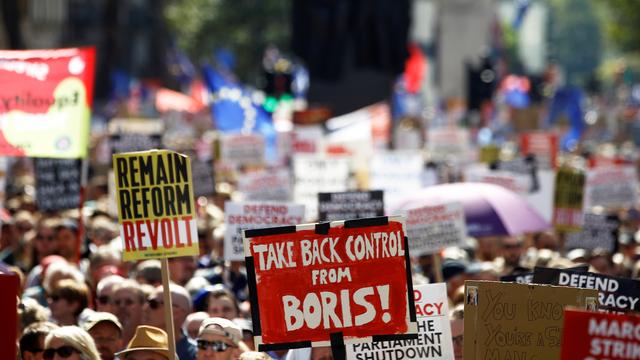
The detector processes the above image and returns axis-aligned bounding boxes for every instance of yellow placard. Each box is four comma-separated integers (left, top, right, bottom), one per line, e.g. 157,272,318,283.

113,150,198,261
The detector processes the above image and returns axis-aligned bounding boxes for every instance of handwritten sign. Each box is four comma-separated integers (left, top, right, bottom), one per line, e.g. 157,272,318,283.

34,158,81,212
113,150,198,261
224,201,304,261
533,267,640,313
318,190,384,222
243,216,417,350
347,283,453,359
561,309,640,360
406,202,467,256
584,166,638,211
464,280,597,360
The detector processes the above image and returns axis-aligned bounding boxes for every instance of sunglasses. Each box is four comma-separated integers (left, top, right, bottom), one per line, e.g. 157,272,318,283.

97,295,110,305
147,298,163,310
196,340,235,352
43,345,78,359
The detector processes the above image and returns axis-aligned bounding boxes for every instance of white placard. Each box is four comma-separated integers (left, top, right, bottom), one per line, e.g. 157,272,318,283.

219,133,265,166
583,165,638,211
370,151,423,213
407,202,467,256
427,127,470,163
237,168,292,202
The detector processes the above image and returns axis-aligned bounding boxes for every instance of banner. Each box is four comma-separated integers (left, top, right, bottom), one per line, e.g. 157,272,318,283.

237,168,292,202
224,201,305,261
406,202,467,256
564,213,619,253
218,133,265,166
34,158,81,212
561,309,640,360
113,150,198,261
0,47,95,158
243,216,417,350
464,280,597,360
532,267,640,313
520,132,558,169
346,283,454,360
318,190,384,222
583,166,638,211
553,167,585,231
108,118,164,155
293,154,351,221
369,151,423,213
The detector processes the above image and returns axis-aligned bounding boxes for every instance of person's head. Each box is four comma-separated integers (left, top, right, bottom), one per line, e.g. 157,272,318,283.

203,286,240,320
239,352,273,360
532,230,559,251
196,317,247,360
88,246,122,288
450,305,464,360
500,236,524,268
233,318,254,351
95,275,125,313
54,219,79,261
111,280,145,342
20,322,59,360
19,298,51,332
184,312,210,340
83,312,123,360
142,284,192,332
42,259,84,296
33,218,58,262
168,256,197,286
442,259,467,299
115,325,172,360
44,326,101,360
87,216,117,247
134,260,162,287
48,279,89,326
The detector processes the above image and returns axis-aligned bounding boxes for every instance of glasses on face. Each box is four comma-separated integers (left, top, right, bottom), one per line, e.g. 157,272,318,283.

97,295,110,305
452,334,464,346
196,340,235,352
113,298,135,307
43,345,78,359
147,298,163,310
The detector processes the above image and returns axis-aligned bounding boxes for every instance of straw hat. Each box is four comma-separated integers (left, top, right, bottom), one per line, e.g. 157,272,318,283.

115,326,172,358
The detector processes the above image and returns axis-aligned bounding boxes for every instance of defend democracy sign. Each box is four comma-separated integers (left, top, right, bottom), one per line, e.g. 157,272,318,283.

406,202,466,256
0,47,95,158
113,150,198,261
243,216,417,350
224,201,305,261
533,267,640,313
318,190,384,222
346,283,454,360
561,309,640,360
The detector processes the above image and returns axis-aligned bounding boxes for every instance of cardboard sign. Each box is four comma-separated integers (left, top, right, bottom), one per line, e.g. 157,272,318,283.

224,201,305,261
113,150,198,261
520,132,558,169
564,213,619,252
108,118,164,155
243,216,417,350
346,283,454,360
406,202,467,256
34,158,81,212
553,167,585,231
533,267,640,313
237,168,292,202
318,190,384,222
219,133,265,166
427,127,470,164
560,309,640,360
293,154,351,221
369,151,423,213
584,166,638,211
463,280,597,360
0,47,95,158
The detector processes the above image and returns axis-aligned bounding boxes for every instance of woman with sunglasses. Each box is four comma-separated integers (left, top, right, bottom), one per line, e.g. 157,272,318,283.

43,326,101,360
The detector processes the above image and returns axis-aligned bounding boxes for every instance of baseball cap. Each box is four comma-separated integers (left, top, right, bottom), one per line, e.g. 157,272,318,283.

198,317,242,345
83,311,123,333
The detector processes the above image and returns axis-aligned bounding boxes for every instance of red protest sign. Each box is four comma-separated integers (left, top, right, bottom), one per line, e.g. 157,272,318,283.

520,131,558,169
243,216,417,350
561,309,640,360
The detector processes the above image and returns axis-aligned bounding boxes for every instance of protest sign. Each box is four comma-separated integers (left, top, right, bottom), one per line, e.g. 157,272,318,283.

224,201,305,261
318,190,384,222
113,150,198,261
564,213,619,253
553,167,585,232
237,168,292,202
218,133,265,166
293,154,351,221
346,283,454,360
520,132,558,169
463,280,597,360
0,273,19,357
291,124,324,154
427,127,470,164
34,158,81,212
108,118,164,155
243,216,417,350
533,267,640,313
560,309,640,360
464,165,531,194
500,264,589,284
583,166,638,211
369,151,423,213
406,202,466,256
0,47,95,158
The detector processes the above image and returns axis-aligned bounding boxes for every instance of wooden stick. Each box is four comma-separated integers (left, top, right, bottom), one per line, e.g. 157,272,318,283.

161,258,177,360
432,252,444,283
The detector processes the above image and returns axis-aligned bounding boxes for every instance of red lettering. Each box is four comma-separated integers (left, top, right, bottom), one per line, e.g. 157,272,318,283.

161,218,173,248
135,220,147,250
174,218,184,248
122,221,136,251
145,219,160,250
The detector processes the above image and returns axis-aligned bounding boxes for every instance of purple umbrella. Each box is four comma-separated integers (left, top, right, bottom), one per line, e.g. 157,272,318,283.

390,182,550,237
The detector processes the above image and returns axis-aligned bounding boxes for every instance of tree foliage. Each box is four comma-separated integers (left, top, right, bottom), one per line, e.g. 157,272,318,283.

599,0,640,54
